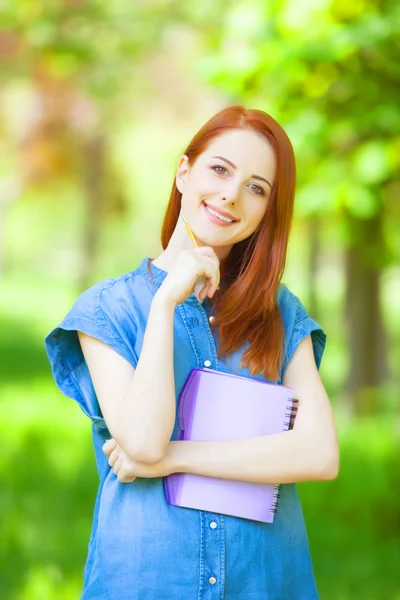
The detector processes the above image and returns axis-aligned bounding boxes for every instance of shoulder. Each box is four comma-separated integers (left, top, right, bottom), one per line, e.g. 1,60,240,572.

46,263,150,354
277,284,327,377
277,284,307,326
45,267,148,381
69,267,149,326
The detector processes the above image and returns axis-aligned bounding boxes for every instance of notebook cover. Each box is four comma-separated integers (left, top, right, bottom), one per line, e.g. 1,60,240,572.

163,368,296,523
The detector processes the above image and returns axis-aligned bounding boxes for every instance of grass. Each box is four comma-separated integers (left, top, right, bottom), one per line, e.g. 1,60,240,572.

1,275,399,599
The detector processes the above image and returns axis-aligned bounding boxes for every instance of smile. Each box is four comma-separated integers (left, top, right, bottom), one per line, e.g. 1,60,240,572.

203,203,238,226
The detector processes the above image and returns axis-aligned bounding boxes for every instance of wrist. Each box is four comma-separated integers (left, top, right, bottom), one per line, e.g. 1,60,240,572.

152,290,178,311
165,441,188,475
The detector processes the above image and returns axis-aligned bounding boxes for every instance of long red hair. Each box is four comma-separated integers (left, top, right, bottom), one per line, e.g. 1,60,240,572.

160,105,296,381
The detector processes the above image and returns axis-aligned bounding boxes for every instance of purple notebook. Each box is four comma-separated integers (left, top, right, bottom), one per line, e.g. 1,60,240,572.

163,367,298,523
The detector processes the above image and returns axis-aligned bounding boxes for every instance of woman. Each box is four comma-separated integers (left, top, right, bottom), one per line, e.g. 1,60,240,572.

45,105,339,599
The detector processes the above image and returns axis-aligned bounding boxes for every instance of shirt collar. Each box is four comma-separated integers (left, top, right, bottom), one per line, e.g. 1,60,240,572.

137,257,168,290
136,256,227,303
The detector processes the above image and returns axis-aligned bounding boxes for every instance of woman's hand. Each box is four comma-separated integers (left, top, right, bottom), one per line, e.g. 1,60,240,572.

102,438,173,482
156,246,220,306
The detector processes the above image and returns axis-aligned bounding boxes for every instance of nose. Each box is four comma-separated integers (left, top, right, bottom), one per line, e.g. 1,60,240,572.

220,180,240,204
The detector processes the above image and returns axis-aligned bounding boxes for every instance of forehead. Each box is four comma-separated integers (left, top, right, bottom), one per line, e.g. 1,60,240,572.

200,129,276,176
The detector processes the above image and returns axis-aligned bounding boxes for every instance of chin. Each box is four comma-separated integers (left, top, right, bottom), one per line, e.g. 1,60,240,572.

198,236,234,252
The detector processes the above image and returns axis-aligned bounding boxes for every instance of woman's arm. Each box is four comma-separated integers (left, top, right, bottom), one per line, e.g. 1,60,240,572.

78,248,220,466
166,335,339,484
78,292,177,464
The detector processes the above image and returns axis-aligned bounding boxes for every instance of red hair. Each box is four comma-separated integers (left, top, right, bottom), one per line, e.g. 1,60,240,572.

160,105,296,381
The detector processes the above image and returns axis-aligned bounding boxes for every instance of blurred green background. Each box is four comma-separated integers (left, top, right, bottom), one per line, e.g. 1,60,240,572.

1,1,399,599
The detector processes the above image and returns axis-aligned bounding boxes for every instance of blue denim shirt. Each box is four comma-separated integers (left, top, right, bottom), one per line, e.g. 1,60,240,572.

45,257,326,600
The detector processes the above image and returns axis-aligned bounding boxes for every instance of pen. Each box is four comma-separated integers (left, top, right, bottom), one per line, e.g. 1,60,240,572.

180,211,199,248
180,211,220,292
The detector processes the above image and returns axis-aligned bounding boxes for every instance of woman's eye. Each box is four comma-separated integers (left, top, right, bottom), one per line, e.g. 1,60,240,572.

249,183,265,196
211,165,228,175
210,166,265,196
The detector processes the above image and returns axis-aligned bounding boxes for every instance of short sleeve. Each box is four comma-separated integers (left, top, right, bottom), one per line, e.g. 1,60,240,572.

279,287,327,379
44,280,138,434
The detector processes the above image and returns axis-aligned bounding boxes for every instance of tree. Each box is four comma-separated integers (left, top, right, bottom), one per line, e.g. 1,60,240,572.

191,0,400,408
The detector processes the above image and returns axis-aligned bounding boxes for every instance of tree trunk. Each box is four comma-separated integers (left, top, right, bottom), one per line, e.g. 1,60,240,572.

308,217,320,320
79,135,106,291
344,210,389,413
0,176,22,277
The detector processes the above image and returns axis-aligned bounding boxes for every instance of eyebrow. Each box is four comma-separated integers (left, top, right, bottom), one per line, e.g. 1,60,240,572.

211,155,272,189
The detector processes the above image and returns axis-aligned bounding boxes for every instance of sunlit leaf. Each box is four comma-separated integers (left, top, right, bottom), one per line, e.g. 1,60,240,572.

353,141,393,185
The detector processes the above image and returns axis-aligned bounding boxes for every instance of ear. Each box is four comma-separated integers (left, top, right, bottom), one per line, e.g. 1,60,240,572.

175,155,190,194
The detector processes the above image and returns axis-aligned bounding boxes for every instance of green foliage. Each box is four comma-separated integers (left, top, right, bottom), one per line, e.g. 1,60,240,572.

299,418,400,599
0,0,181,101
1,2,400,595
2,0,399,262
1,391,399,599
0,278,399,600
194,0,400,238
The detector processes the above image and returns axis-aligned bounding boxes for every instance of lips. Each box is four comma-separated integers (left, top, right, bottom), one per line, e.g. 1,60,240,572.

203,202,239,222
203,203,238,227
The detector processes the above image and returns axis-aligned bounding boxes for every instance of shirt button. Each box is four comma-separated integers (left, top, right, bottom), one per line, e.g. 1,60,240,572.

209,576,217,585
210,521,218,529
203,360,211,368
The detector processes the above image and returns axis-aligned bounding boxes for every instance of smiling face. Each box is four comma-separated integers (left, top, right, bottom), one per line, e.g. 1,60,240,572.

176,128,277,255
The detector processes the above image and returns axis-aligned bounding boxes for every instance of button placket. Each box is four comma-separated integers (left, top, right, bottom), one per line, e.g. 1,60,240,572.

198,299,218,371
200,512,224,598
180,296,219,372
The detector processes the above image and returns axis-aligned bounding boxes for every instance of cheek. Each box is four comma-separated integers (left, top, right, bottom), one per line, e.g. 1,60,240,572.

247,197,268,224
183,179,215,208
185,174,206,195
234,203,267,239
258,202,269,223
194,169,222,193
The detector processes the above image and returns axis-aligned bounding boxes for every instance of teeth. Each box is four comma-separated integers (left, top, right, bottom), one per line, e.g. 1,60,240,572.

205,205,234,223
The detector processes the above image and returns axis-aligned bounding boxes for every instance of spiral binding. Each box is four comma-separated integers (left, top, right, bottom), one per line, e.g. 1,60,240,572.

271,397,300,515
284,397,299,431
270,484,281,514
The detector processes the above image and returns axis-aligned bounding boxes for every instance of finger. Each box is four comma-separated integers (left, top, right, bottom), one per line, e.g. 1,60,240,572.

198,285,208,302
195,246,220,262
103,437,116,450
196,256,220,294
118,467,137,483
102,438,117,455
207,282,216,299
194,275,206,300
112,457,122,475
203,257,220,291
108,447,120,468
201,275,217,299
200,279,215,301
